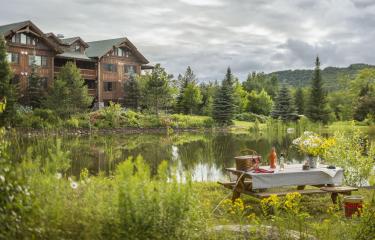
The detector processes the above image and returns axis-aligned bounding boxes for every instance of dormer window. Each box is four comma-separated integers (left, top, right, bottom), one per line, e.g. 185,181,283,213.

74,45,81,52
11,33,36,45
114,47,124,57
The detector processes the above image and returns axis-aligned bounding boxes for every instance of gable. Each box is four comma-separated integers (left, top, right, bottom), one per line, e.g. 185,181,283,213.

0,20,62,53
86,37,149,64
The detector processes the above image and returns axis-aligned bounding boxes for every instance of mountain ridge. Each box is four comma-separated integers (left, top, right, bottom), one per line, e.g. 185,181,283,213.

266,63,375,90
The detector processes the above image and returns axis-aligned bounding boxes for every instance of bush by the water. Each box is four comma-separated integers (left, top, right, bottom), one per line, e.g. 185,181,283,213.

13,103,215,130
233,112,268,123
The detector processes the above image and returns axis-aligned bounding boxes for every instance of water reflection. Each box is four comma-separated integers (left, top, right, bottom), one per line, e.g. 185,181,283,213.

12,130,309,181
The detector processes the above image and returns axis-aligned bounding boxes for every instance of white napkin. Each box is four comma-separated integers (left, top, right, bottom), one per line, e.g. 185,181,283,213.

320,168,339,178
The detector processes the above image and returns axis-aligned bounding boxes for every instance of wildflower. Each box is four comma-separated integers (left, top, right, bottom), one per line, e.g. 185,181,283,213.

55,173,62,180
70,181,79,189
0,175,5,182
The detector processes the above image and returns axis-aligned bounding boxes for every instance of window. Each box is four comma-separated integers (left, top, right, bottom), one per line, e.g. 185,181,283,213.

125,50,130,58
113,47,126,57
7,52,19,64
20,33,27,44
104,82,114,92
74,45,81,52
124,65,137,75
103,64,117,72
29,55,48,67
11,33,36,45
26,35,36,45
85,79,96,89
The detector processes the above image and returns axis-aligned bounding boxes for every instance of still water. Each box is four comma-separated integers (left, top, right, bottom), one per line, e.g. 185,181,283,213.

12,130,311,181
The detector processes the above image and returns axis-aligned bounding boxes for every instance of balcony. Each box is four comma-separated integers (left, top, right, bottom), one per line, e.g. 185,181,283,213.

54,67,97,79
88,89,96,96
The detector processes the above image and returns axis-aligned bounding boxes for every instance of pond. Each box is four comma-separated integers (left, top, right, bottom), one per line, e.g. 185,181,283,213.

9,127,374,182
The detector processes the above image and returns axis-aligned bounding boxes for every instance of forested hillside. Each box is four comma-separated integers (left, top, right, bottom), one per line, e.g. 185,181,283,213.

268,63,375,90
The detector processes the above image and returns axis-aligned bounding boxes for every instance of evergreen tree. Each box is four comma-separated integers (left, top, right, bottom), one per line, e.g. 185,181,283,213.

176,66,197,114
306,57,330,123
141,64,172,115
294,87,304,115
123,74,141,110
212,67,235,125
0,36,17,126
271,85,297,120
44,62,92,118
25,62,45,108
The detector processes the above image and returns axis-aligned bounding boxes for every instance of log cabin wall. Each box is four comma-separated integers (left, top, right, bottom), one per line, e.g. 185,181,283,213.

99,48,142,104
6,39,56,94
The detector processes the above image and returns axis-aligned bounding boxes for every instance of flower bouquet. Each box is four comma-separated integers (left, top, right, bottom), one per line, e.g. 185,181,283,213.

292,131,335,168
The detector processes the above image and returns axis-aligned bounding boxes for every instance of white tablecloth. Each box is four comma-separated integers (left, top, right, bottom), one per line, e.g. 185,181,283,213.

247,164,343,190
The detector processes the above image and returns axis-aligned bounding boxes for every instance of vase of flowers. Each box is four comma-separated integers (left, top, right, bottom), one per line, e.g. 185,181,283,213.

292,131,335,168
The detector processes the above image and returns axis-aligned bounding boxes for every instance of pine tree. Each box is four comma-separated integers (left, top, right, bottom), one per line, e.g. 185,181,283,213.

141,64,172,115
294,87,304,114
44,62,92,118
271,85,297,121
25,62,45,108
176,66,197,114
123,74,141,110
212,67,235,125
0,36,17,126
306,57,329,123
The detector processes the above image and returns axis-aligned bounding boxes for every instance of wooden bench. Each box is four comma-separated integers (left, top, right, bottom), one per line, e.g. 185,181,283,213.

320,186,358,204
218,181,328,199
218,180,253,191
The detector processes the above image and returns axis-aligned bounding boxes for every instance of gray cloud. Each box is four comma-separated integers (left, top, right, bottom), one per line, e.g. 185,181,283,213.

1,0,374,82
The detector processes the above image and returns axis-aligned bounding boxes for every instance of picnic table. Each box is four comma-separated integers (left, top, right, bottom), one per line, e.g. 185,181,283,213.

218,164,358,203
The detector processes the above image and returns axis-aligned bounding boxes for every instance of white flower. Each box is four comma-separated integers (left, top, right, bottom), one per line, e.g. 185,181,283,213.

0,175,5,182
70,181,79,189
304,131,314,136
287,128,295,134
55,173,62,180
292,137,301,145
303,140,311,146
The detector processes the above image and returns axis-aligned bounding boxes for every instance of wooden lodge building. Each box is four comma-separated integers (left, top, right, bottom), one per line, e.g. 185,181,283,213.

0,20,153,107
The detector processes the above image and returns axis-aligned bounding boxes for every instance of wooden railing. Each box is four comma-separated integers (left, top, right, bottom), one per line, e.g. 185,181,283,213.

88,89,96,96
54,67,97,79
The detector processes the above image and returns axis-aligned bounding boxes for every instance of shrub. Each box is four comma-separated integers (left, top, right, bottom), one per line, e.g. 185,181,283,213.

234,112,267,123
116,156,193,239
65,117,80,129
325,127,375,186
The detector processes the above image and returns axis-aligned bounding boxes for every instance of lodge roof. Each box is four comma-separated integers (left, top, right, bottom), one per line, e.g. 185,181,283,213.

61,36,89,48
0,20,31,36
56,52,92,61
86,37,149,64
0,21,150,64
0,20,63,53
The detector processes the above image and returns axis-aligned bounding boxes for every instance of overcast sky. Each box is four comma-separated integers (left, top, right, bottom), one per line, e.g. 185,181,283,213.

1,0,375,82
